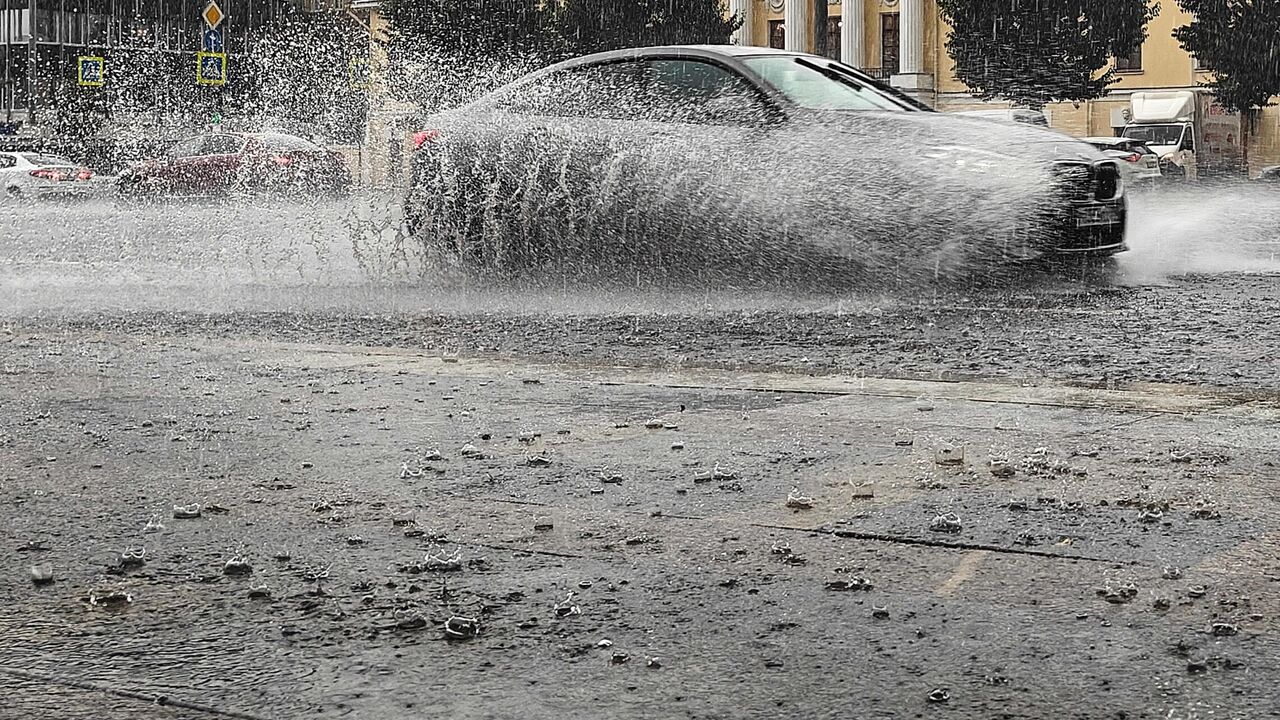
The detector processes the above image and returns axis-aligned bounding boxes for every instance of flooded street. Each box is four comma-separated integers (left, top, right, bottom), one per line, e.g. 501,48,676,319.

2,188,1279,718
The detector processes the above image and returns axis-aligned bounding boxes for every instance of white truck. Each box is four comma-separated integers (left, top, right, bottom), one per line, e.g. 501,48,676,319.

1120,90,1244,181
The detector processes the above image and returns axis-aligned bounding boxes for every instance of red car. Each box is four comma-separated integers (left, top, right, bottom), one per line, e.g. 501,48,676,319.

116,132,352,199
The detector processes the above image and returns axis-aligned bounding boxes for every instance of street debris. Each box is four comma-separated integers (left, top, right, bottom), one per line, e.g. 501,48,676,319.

929,512,962,533
89,588,133,607
785,488,815,509
934,445,965,466
693,465,738,483
29,564,54,585
824,576,874,592
554,592,581,617
1096,581,1139,604
444,616,480,640
119,546,146,568
525,452,553,467
1211,622,1239,637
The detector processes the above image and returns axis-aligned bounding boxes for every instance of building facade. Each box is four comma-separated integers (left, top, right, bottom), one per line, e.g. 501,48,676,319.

1,0,298,135
732,0,1280,173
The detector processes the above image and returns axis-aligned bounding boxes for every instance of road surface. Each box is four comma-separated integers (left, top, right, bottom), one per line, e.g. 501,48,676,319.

1,189,1278,719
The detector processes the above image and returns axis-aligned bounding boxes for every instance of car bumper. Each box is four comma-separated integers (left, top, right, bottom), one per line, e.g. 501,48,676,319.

31,182,95,200
1049,198,1128,255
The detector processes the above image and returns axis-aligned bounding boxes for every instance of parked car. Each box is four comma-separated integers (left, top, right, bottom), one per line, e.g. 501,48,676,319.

116,132,351,199
1256,166,1280,182
951,107,1050,127
0,151,97,200
405,45,1126,276
1080,136,1163,186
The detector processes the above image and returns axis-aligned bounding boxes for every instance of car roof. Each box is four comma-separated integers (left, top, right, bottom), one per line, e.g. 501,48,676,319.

1080,136,1138,144
552,44,811,71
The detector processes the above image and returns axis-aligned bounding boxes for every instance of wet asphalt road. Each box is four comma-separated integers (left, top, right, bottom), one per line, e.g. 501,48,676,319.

1,189,1279,719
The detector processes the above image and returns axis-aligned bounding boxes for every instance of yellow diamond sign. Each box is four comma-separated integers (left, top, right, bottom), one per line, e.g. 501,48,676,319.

202,1,224,29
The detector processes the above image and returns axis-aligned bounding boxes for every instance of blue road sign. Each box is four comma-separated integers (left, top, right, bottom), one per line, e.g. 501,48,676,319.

197,51,227,86
78,56,106,86
203,28,223,53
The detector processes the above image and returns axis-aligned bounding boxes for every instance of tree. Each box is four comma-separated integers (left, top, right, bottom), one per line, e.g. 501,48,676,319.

377,0,564,108
937,0,1159,109
1173,0,1280,113
558,0,741,56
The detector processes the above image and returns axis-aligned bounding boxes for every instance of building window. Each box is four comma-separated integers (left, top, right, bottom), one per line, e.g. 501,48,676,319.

880,13,899,75
768,20,784,50
826,17,841,60
1115,46,1142,72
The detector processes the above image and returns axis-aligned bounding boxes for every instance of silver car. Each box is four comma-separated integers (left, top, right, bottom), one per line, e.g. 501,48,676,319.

406,45,1127,276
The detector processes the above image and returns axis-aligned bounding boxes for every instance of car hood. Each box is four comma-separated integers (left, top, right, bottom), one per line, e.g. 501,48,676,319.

800,109,1107,164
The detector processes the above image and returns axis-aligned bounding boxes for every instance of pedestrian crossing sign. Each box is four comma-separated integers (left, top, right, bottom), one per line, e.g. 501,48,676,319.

197,51,227,86
78,56,105,87
349,58,371,90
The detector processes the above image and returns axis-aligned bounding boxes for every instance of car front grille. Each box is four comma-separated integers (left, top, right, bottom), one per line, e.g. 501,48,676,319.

1051,161,1120,203
1094,162,1120,200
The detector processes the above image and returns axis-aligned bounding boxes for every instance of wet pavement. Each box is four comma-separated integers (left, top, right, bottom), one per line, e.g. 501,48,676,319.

2,190,1279,718
2,327,1278,719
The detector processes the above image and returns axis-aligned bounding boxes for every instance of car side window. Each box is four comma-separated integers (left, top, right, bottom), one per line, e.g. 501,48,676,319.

203,135,245,156
168,137,204,158
502,62,644,120
642,59,769,126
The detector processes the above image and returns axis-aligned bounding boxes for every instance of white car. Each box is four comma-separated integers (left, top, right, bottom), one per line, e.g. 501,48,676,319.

952,108,1050,127
0,151,98,200
1080,137,1163,185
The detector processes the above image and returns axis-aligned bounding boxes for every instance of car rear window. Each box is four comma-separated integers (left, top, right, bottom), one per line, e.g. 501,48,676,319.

22,154,75,166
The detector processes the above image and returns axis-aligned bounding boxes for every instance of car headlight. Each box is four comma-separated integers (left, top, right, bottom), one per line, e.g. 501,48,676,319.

920,145,1010,173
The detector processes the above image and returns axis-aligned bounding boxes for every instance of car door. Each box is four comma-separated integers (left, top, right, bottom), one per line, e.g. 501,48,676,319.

622,57,779,255
188,134,247,195
470,61,649,262
152,136,205,194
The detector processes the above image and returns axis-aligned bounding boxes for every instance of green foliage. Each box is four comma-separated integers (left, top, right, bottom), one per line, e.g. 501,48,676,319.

1173,0,1280,113
937,0,1158,109
557,0,742,56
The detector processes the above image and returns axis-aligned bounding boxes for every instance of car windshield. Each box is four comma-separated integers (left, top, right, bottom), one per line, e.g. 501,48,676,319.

741,55,908,112
1123,123,1184,146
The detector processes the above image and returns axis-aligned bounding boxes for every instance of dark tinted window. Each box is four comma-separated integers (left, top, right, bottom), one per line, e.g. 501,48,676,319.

22,154,74,166
642,59,768,125
501,62,644,120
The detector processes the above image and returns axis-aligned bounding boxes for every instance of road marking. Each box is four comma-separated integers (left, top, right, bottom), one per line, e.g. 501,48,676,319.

936,550,990,596
204,338,1280,416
